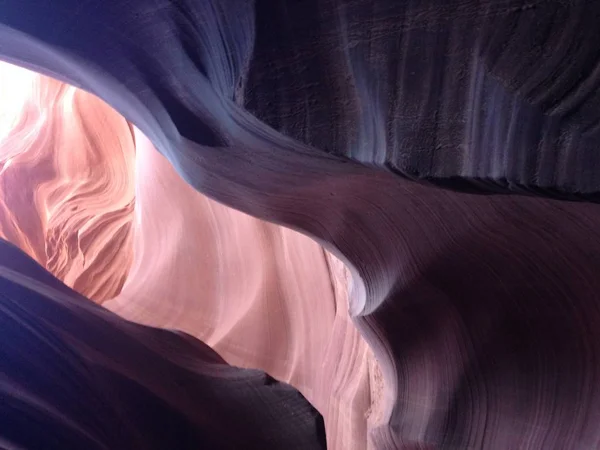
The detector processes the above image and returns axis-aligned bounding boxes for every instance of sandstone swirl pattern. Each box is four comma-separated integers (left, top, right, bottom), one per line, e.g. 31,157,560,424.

2,0,600,449
0,62,136,302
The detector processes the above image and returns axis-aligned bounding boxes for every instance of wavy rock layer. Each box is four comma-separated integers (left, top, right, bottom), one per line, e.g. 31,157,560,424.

2,0,600,449
0,61,135,302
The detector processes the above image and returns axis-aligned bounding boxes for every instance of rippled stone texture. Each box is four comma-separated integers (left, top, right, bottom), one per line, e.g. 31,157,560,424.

0,62,135,302
2,0,600,449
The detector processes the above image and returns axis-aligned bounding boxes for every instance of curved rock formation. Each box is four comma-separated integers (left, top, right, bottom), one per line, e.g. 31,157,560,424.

0,63,376,449
0,61,135,302
106,128,379,450
0,239,325,449
2,0,600,449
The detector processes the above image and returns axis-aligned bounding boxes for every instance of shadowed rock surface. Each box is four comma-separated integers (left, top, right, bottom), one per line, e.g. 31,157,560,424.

0,239,326,449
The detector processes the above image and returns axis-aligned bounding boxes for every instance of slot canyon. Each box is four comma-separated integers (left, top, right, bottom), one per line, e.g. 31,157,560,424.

2,1,600,449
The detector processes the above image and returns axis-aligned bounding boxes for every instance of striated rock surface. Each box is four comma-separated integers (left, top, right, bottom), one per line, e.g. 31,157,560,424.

2,0,600,449
0,61,135,302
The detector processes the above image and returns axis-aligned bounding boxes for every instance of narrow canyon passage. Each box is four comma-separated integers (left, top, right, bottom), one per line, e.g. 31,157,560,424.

0,62,379,450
